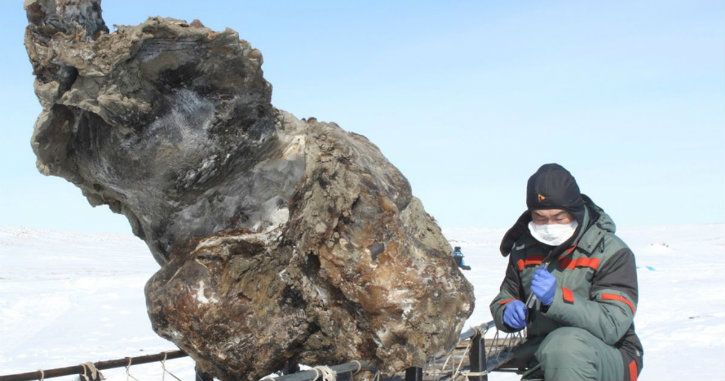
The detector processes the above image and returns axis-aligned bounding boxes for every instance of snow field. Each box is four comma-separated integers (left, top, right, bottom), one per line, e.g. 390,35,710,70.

0,228,197,380
2,224,724,380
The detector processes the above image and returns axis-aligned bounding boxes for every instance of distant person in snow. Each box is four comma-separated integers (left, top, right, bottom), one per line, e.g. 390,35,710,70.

452,246,471,270
490,163,643,381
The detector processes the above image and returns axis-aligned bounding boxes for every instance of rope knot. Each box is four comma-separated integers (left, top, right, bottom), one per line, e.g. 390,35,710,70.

312,365,336,381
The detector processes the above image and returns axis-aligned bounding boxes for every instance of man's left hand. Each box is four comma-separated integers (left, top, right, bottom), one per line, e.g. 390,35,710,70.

531,267,557,306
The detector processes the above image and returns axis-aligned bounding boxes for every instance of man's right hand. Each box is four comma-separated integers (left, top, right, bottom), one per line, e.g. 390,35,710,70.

503,300,527,330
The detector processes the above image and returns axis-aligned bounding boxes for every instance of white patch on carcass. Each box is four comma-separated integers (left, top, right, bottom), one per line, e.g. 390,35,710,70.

194,280,219,304
282,135,306,159
387,289,416,319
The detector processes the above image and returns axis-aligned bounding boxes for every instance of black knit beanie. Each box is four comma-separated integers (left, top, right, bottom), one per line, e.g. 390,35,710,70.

526,163,585,223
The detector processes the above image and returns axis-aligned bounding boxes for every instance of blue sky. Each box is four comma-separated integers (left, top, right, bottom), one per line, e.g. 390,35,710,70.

1,1,723,233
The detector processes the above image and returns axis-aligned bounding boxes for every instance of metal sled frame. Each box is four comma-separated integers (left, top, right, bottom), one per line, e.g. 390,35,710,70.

276,320,528,381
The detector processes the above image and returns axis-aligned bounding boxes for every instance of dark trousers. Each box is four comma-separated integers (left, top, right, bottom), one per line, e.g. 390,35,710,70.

512,327,625,381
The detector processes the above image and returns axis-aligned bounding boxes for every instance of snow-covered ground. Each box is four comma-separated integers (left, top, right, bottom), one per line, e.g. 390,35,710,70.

0,228,197,380
1,224,724,380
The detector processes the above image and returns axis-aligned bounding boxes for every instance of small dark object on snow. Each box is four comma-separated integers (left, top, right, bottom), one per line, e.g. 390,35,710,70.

452,246,471,270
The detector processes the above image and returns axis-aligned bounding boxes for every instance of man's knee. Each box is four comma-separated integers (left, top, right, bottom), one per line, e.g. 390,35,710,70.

535,327,596,367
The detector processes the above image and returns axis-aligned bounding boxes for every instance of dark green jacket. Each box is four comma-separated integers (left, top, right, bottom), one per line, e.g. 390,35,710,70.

490,196,643,373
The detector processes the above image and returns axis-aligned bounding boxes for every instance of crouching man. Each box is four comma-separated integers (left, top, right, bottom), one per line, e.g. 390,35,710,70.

490,164,643,381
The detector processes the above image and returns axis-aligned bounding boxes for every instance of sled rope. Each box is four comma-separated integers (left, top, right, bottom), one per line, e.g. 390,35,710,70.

476,327,526,374
80,364,89,381
0,350,189,381
161,352,183,381
425,326,485,381
312,365,336,381
452,335,473,380
350,360,362,374
124,358,139,381
435,343,457,379
425,353,452,381
80,362,102,381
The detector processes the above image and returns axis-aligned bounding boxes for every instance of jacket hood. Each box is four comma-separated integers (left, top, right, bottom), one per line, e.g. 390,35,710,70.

582,194,615,233
574,194,617,254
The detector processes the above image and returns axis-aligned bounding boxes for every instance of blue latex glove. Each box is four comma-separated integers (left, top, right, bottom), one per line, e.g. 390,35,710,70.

503,300,527,330
531,267,557,306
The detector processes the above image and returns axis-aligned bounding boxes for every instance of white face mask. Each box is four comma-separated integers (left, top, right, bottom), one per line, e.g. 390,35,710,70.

528,220,578,246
